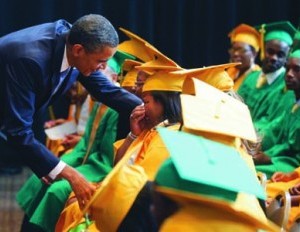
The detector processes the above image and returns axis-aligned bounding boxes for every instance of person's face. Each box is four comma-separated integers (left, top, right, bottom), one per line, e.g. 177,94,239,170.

142,92,164,125
285,57,300,91
135,71,149,98
69,44,117,77
262,40,290,73
228,42,256,71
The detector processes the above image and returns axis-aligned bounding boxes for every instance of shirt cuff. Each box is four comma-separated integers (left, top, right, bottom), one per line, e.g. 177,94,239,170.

48,161,66,180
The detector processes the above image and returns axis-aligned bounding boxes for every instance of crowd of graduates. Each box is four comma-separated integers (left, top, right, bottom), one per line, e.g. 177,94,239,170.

16,19,300,231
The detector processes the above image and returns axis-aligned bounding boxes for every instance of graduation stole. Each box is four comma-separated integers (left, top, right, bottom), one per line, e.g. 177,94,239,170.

82,104,108,164
256,73,267,88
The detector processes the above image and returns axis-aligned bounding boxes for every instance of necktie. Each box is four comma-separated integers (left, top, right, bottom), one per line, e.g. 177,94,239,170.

256,74,267,88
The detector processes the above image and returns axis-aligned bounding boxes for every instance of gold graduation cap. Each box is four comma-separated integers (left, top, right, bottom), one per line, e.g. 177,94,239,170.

173,63,238,94
156,128,264,200
137,64,202,92
140,70,186,92
78,142,148,232
118,27,181,72
181,78,257,142
228,23,261,52
120,59,142,87
118,27,156,62
139,43,182,71
156,188,279,231
154,128,279,231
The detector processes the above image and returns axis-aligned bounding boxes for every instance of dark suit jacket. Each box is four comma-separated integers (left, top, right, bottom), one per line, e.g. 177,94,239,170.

0,19,142,177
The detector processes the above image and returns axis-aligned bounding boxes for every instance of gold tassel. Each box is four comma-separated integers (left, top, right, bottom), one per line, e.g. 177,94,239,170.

48,106,56,120
292,104,299,113
256,74,267,88
259,24,266,61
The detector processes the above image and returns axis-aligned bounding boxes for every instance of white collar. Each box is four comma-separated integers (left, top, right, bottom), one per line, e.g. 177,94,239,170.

60,46,70,72
263,66,285,85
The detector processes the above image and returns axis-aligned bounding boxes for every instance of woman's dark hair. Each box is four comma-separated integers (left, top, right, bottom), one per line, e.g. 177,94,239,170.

151,91,182,124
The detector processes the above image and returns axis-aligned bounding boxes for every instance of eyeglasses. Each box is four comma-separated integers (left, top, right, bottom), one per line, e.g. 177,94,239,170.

228,47,252,55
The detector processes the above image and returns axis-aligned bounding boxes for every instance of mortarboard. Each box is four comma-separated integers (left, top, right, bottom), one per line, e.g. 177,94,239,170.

294,30,300,40
78,141,149,232
140,69,186,92
118,27,156,62
156,188,279,232
107,50,136,74
228,23,261,52
154,128,278,231
261,21,296,45
290,30,300,55
289,49,300,59
118,27,181,72
138,64,222,92
181,78,257,142
156,128,265,200
120,59,142,87
138,43,182,71
173,63,238,93
257,21,296,60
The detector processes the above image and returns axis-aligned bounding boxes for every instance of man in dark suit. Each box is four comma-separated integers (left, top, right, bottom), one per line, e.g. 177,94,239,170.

0,14,142,209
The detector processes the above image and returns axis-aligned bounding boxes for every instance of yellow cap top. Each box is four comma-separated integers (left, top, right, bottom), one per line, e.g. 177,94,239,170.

139,43,181,69
141,69,186,92
228,24,261,52
118,27,155,62
173,63,238,94
120,59,142,87
181,79,257,142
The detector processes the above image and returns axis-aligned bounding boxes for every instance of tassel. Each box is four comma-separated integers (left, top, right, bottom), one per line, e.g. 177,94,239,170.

259,24,266,61
256,74,267,88
292,104,299,113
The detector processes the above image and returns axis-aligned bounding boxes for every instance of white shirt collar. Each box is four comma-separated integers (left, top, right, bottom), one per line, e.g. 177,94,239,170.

60,46,70,72
263,66,285,85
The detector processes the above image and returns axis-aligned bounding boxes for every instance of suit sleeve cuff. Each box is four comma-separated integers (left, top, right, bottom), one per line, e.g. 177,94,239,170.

48,161,66,180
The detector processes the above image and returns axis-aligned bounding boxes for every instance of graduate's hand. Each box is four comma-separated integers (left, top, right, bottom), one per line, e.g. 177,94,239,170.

271,171,299,183
129,104,146,136
61,134,82,149
252,151,271,165
58,165,96,209
289,183,300,196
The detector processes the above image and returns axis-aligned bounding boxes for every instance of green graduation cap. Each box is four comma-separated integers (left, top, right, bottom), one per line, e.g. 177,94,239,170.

155,128,266,202
107,50,136,74
257,21,296,45
289,47,300,58
290,30,300,55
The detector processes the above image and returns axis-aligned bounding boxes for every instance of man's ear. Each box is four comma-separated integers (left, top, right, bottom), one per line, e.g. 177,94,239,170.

71,44,85,57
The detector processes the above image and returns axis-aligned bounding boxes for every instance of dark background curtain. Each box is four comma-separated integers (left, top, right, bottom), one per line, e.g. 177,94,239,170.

0,0,298,68
0,0,298,142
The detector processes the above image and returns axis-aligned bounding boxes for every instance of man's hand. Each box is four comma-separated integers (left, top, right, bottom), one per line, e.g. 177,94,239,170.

44,118,67,129
289,183,300,196
58,165,96,209
61,134,82,150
